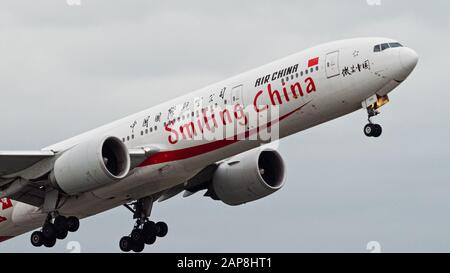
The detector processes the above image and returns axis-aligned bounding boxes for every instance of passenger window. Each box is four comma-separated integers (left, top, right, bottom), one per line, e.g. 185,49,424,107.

374,45,381,52
381,43,390,51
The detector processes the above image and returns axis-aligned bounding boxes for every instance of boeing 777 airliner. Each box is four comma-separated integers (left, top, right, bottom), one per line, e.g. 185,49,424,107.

0,38,418,252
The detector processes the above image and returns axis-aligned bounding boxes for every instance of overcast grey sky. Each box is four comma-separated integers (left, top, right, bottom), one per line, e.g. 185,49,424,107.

0,0,449,253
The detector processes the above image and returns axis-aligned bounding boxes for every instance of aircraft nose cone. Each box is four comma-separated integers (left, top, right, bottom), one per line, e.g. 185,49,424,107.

398,47,418,78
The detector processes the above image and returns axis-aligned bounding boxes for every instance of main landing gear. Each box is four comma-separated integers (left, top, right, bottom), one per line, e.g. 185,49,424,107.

119,197,168,253
30,213,80,248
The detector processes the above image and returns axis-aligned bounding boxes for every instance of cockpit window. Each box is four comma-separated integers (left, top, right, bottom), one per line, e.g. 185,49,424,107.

389,42,403,48
381,43,390,51
374,42,404,52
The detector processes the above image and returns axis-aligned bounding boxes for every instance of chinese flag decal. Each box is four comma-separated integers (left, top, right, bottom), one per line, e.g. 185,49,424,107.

308,57,319,67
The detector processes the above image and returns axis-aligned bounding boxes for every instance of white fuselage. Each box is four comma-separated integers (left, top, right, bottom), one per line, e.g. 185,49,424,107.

0,37,418,242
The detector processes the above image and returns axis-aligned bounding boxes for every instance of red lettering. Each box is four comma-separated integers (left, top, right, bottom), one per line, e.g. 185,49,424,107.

305,77,316,94
253,90,268,113
234,104,248,126
268,84,282,106
290,82,303,97
202,109,212,131
179,122,197,139
219,108,233,125
165,124,179,145
282,82,291,102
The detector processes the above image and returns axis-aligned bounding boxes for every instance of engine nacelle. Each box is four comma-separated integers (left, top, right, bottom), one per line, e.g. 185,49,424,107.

211,147,286,206
51,136,130,195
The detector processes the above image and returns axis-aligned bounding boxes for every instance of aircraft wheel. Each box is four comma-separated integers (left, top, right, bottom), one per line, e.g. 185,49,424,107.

132,241,145,253
143,222,157,245
56,228,68,240
364,123,382,137
67,216,80,232
30,231,45,247
155,222,168,237
131,229,144,244
43,235,57,248
119,236,133,252
364,124,374,137
373,124,382,137
42,223,56,239
54,216,68,231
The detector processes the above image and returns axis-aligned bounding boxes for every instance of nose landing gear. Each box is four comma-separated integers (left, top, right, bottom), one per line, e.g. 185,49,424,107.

362,94,389,138
120,197,168,253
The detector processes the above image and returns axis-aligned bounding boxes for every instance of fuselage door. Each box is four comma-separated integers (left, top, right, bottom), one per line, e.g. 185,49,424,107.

326,51,340,78
231,85,244,106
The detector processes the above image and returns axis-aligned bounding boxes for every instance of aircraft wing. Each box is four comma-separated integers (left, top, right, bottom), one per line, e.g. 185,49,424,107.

0,147,157,207
0,151,55,177
157,164,219,202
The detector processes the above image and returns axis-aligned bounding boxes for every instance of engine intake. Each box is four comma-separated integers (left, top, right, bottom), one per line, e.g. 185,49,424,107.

211,147,285,206
51,136,130,195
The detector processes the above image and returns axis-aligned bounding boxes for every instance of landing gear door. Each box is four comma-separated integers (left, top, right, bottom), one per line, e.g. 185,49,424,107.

326,51,340,78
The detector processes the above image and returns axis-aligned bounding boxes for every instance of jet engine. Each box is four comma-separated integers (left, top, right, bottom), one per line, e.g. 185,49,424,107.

211,147,286,206
50,136,130,195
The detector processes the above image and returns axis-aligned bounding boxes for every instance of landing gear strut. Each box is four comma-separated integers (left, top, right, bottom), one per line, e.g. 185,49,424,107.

30,213,80,248
119,197,168,253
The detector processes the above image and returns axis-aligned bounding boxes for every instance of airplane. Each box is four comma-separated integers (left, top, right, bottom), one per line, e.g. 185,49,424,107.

0,37,418,252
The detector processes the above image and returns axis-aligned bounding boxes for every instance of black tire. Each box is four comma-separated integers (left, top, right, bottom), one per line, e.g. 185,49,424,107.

43,235,56,248
143,221,157,244
155,222,168,237
132,241,145,253
67,216,80,232
54,216,68,232
144,233,157,245
364,124,374,137
42,223,56,239
56,228,68,240
143,221,156,235
119,236,132,252
373,124,382,137
130,229,144,244
30,231,45,247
